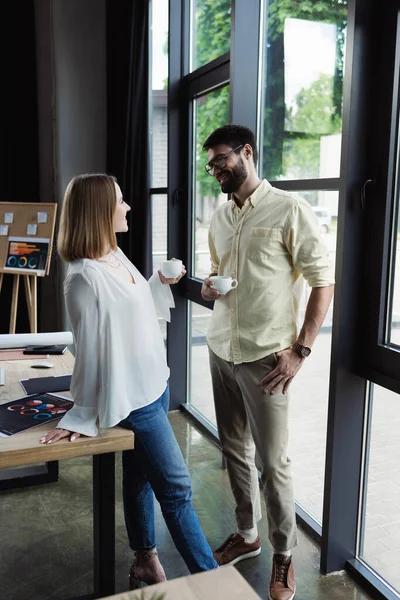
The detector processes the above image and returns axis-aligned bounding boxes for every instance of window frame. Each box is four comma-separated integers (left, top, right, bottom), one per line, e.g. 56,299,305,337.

357,3,400,394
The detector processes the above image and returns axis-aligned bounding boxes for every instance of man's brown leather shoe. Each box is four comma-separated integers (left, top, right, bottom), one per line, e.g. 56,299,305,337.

269,554,295,600
213,532,261,566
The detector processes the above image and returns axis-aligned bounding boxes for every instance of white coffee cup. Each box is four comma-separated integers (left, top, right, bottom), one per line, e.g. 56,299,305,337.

160,259,183,279
210,276,238,294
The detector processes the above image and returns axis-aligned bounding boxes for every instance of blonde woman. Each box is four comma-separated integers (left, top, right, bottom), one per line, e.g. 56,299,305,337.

40,174,218,588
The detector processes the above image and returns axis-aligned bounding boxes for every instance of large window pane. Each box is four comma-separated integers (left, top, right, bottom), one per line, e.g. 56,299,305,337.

188,302,216,426
289,190,338,522
192,85,230,279
190,0,231,72
260,0,347,180
359,384,400,594
151,0,168,187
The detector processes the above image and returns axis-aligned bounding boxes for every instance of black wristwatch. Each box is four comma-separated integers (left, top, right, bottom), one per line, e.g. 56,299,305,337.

292,342,312,358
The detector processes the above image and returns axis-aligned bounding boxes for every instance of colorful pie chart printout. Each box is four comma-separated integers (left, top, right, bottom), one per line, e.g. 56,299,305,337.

3,237,51,275
0,393,73,437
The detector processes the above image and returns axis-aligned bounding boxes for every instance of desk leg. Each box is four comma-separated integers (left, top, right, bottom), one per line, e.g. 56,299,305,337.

93,452,115,599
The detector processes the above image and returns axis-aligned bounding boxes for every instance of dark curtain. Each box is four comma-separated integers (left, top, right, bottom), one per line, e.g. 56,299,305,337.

106,0,152,278
0,0,39,333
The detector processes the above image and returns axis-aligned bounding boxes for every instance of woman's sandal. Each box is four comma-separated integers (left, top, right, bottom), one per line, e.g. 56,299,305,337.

129,548,167,590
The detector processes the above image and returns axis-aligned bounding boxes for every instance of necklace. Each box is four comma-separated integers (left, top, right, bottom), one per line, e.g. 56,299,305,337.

97,251,120,269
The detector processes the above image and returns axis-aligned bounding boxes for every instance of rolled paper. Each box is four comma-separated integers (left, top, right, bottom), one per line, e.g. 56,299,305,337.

0,331,73,349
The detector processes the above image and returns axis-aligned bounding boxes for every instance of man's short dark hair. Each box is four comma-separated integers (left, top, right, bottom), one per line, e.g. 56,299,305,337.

202,124,258,167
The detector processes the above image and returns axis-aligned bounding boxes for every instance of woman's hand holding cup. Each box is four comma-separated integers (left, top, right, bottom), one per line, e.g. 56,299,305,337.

159,258,186,285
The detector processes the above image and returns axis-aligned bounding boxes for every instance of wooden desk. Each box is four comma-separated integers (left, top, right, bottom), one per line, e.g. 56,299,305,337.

102,566,262,600
0,350,75,488
0,351,135,599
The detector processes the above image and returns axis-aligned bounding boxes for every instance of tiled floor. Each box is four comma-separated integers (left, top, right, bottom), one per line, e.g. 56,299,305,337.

0,411,375,600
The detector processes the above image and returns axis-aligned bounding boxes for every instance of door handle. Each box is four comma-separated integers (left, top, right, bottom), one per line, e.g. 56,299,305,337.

172,187,185,205
361,178,376,210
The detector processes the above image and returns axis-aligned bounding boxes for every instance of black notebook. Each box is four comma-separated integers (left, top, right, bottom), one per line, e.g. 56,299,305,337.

23,345,67,355
0,393,74,437
19,374,72,395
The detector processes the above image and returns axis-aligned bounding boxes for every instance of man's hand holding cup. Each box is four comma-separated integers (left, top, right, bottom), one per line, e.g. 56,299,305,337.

202,275,238,301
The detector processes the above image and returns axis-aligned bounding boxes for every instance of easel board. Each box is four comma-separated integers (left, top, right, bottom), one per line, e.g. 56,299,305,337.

0,203,57,277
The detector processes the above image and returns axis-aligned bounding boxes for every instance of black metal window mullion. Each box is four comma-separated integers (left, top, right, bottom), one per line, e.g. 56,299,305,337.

230,0,261,135
166,0,190,410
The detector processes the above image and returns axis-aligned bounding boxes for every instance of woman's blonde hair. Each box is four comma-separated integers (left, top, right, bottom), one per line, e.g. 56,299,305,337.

58,173,118,262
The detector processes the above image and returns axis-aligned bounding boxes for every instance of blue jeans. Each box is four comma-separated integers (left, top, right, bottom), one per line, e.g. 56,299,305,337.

120,384,218,573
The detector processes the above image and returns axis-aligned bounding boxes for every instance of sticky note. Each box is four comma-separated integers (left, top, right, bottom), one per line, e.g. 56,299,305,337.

37,212,48,224
27,224,37,235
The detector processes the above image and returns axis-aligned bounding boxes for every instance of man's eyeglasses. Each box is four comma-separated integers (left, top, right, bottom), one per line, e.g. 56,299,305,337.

204,145,243,176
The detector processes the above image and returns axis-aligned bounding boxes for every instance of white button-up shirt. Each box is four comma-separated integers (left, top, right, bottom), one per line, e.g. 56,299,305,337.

57,248,174,437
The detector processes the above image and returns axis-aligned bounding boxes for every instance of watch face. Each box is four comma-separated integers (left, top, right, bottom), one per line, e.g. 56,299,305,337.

301,346,312,357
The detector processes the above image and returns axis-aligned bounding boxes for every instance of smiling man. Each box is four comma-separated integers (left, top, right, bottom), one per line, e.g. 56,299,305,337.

201,125,334,600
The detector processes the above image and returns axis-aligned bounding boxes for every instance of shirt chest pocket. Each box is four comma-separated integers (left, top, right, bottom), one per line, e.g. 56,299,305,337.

247,227,283,262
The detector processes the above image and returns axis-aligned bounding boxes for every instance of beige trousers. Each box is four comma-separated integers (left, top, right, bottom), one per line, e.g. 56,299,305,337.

209,348,297,552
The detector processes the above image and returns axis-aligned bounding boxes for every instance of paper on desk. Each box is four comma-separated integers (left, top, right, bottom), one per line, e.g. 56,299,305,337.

0,332,73,349
0,350,47,361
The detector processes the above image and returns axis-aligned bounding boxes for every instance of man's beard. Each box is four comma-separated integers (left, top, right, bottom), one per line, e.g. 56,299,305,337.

219,157,248,194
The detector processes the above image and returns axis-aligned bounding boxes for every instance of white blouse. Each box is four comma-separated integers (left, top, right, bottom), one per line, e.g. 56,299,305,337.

56,248,174,437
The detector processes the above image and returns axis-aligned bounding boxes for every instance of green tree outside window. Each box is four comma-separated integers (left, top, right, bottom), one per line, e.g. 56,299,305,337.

193,0,231,70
